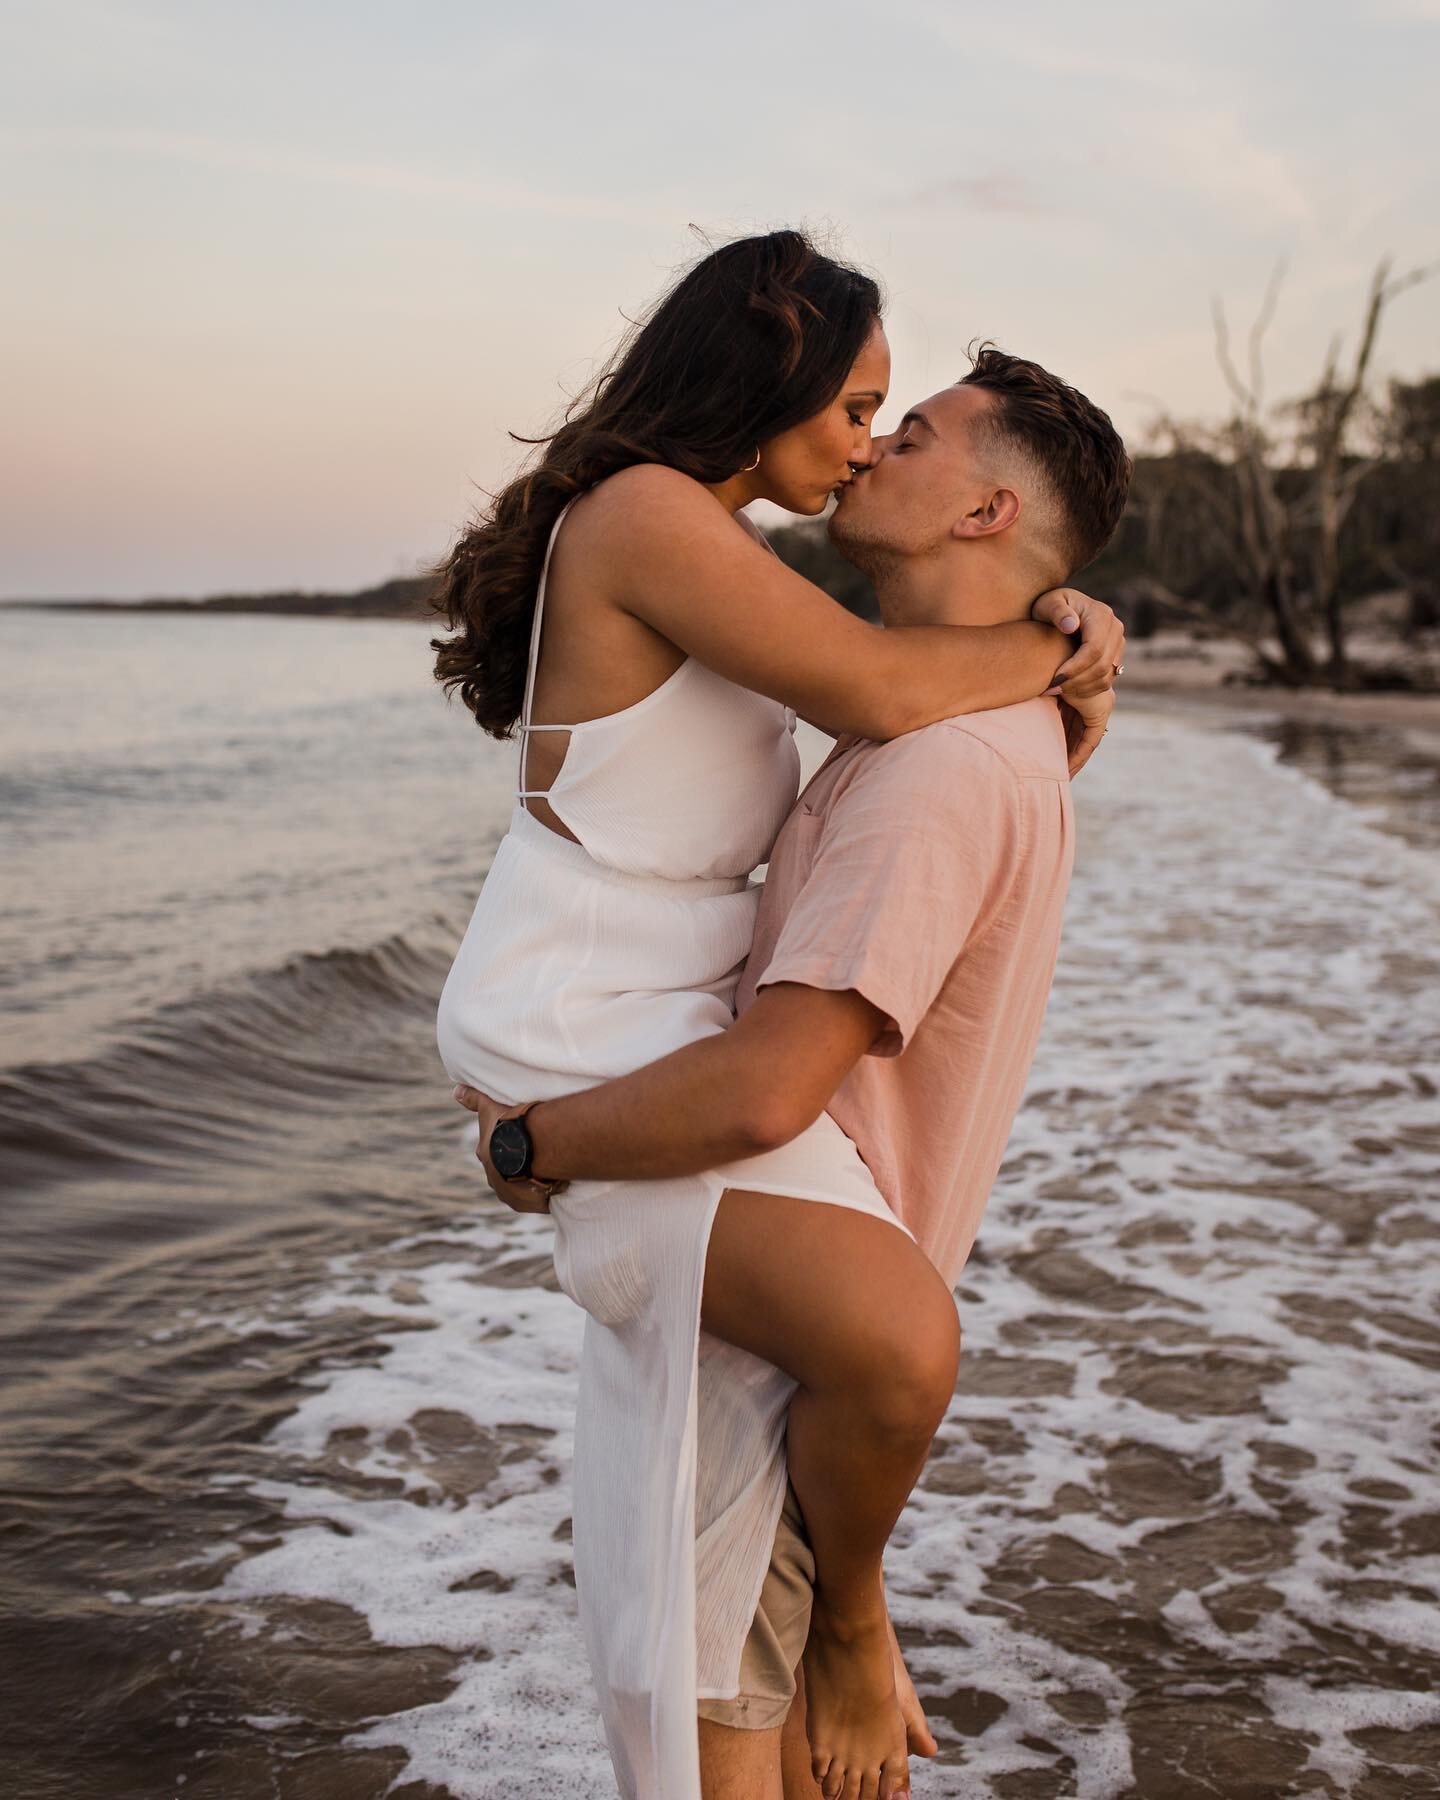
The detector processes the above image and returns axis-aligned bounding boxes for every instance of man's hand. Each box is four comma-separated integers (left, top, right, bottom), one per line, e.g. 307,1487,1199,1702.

452,1083,554,1214
1031,588,1126,701
1059,685,1114,778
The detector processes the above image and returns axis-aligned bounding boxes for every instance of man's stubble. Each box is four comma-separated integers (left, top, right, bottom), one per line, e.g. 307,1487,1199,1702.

827,498,933,592
828,504,907,586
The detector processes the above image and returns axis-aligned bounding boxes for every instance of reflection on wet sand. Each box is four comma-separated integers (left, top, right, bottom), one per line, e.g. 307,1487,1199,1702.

1247,710,1440,856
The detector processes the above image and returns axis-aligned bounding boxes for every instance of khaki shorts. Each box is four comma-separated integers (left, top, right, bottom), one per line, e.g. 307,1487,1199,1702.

696,1476,816,1732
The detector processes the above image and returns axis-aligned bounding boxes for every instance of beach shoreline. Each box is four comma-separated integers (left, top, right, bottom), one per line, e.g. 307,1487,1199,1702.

1119,633,1440,737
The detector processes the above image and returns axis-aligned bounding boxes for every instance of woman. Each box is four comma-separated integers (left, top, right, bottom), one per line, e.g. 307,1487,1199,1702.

432,230,1121,1800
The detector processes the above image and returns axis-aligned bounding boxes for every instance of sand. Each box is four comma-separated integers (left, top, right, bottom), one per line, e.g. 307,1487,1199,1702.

1120,632,1440,740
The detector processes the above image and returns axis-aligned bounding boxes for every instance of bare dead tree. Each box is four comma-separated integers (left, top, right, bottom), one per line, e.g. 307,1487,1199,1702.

1303,260,1435,683
1214,260,1315,682
1210,256,1436,688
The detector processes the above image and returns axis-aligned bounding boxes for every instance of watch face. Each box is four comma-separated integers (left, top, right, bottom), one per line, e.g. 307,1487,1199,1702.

489,1118,531,1181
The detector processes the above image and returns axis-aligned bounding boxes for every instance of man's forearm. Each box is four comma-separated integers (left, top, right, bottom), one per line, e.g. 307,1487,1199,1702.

520,983,883,1188
526,1032,781,1183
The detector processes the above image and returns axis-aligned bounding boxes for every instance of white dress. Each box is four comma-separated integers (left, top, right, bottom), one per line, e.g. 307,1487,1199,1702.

436,497,912,1799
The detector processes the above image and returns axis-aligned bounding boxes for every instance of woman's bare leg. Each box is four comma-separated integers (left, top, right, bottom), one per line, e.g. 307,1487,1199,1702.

702,1190,961,1800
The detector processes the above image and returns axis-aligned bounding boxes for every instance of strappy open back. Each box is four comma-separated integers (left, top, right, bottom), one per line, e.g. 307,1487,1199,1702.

514,497,800,883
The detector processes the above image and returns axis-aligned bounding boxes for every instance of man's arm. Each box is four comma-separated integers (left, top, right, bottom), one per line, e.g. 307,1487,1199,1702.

457,982,885,1190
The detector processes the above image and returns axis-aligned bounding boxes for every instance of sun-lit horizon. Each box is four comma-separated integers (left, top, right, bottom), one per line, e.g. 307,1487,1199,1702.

3,0,1437,599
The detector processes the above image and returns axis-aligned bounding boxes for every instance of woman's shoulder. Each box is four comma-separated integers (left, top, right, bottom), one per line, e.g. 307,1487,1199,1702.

567,465,762,576
576,462,720,531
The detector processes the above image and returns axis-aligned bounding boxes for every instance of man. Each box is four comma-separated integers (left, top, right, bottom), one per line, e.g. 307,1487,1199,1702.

456,347,1131,1798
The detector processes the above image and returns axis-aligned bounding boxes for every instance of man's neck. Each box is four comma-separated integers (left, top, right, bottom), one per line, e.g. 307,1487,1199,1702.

872,548,1036,629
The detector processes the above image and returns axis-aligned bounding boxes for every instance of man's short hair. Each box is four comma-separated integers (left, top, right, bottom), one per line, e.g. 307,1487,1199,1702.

958,346,1132,577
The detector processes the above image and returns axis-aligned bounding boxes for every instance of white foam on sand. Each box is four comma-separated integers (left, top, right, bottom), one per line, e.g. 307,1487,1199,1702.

156,707,1439,1798
1260,1679,1440,1789
150,1217,609,1789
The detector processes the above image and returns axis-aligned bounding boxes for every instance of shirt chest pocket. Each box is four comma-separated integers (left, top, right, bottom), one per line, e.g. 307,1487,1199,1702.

784,802,824,854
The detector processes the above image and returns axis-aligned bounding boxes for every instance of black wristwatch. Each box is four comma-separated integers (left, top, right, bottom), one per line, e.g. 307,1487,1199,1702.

488,1103,568,1197
489,1110,537,1182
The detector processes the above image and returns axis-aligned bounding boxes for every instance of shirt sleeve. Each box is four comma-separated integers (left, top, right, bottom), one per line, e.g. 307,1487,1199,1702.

753,728,1024,1056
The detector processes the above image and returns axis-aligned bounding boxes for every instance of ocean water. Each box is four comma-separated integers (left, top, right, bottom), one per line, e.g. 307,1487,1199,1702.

2,609,1438,1799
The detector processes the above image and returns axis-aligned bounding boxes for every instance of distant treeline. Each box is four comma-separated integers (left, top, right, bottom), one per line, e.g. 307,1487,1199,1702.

17,574,435,620
1085,435,1440,647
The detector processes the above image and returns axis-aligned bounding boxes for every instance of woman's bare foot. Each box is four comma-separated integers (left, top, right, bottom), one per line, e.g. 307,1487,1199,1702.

885,1612,938,1758
802,1594,910,1800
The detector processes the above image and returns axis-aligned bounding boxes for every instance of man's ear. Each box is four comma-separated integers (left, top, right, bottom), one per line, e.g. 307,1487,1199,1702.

951,486,1022,541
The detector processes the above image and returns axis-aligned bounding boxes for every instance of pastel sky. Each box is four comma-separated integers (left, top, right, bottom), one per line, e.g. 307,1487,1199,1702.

3,0,1436,598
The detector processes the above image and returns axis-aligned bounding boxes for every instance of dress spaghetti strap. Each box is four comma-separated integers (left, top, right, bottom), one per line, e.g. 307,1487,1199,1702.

517,498,579,810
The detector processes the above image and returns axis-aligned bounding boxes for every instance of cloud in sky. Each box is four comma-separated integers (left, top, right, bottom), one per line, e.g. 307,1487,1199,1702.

896,174,1056,217
1133,109,1313,226
898,0,1205,95
1,0,1435,597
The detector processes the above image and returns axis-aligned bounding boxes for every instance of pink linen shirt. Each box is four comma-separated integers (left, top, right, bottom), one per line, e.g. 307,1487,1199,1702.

735,697,1074,1286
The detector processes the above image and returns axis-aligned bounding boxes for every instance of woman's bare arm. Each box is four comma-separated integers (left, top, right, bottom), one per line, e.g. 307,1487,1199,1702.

581,465,1119,741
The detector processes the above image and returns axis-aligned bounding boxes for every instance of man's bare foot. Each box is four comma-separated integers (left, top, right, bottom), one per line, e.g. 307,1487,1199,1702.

885,1612,938,1758
802,1594,910,1800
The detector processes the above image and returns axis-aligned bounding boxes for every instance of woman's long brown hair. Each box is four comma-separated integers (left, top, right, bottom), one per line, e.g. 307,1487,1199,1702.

429,230,882,737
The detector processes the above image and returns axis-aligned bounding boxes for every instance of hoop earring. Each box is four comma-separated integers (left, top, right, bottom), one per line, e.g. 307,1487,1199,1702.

740,446,761,474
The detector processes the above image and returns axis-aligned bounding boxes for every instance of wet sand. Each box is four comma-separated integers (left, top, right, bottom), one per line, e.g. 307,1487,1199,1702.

1119,632,1440,739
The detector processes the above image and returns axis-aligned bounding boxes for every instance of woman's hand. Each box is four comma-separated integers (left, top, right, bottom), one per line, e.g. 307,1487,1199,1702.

452,1083,554,1214
1059,685,1115,778
1031,588,1126,699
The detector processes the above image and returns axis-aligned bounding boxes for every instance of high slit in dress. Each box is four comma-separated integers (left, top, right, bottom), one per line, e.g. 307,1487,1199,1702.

436,497,913,1799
